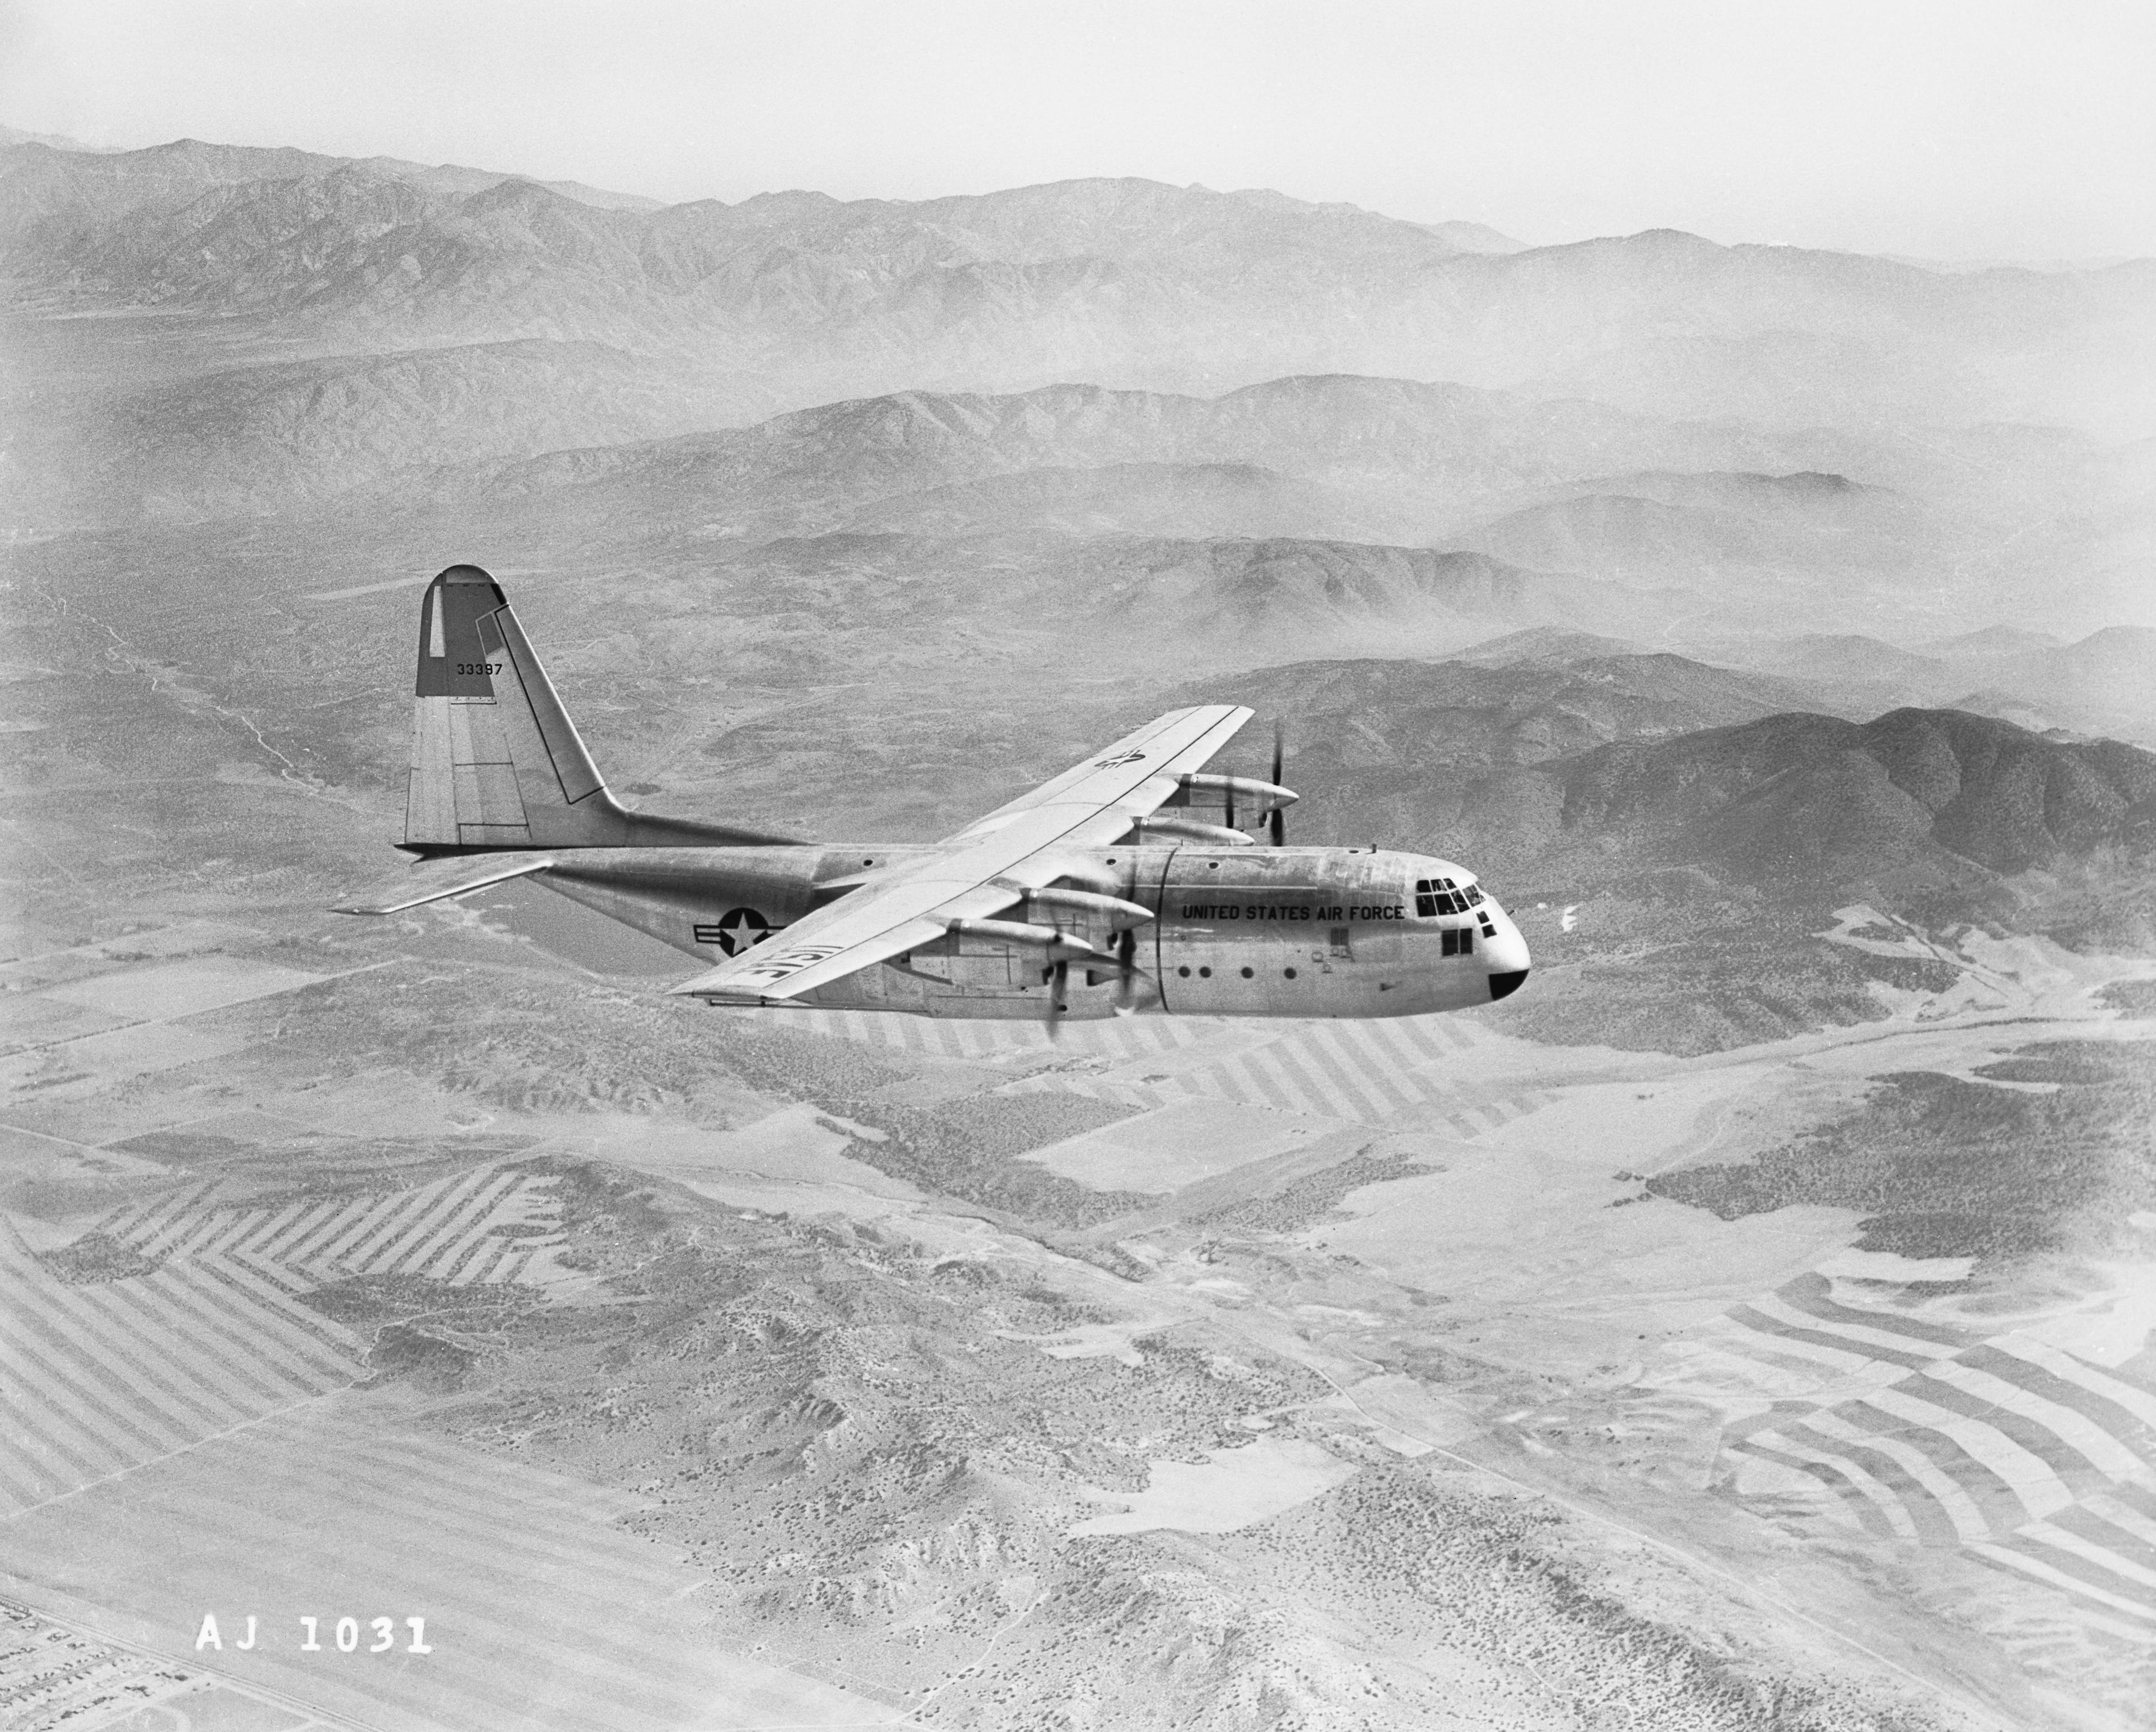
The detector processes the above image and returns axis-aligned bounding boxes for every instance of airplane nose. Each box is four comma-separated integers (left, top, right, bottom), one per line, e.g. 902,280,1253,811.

1479,905,1531,1000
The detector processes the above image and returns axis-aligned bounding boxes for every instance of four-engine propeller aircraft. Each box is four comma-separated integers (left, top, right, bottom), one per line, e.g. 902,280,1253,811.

335,565,1531,1021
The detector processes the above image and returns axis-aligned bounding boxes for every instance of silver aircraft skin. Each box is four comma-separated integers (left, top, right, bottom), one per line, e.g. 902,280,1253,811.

336,565,1532,1021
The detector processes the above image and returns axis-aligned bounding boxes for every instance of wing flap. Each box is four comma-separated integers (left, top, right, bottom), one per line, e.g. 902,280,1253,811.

669,880,1021,1003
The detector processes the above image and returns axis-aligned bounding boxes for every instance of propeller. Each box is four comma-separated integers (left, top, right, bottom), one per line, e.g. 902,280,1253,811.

1041,922,1146,1032
1044,958,1068,1037
1268,723,1287,847
1041,912,1070,1037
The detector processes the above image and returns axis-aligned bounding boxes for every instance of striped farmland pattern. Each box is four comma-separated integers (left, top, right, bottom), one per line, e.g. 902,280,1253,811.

779,1006,1211,1066
788,1007,1549,1131
0,1229,367,1516
1669,1271,2156,1625
1,1167,565,1514
94,1166,567,1289
0,1401,897,1730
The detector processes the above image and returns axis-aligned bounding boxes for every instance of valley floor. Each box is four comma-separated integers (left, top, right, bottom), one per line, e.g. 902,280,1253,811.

3,878,2151,1730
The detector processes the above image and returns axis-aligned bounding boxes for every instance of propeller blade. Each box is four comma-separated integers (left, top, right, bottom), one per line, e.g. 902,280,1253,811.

1045,911,1070,1036
1044,958,1067,1036
1269,723,1286,846
1115,926,1139,1010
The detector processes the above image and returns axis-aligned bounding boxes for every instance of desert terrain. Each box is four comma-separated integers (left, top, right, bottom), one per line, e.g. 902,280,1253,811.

3,128,2155,1730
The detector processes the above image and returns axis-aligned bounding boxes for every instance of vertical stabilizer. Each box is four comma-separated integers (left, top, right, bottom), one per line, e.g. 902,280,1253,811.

407,565,533,847
402,564,796,853
406,564,609,849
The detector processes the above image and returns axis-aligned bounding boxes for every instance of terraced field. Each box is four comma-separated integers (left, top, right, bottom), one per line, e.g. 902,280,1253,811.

93,1166,569,1290
1661,1268,2156,1626
1,1166,569,1517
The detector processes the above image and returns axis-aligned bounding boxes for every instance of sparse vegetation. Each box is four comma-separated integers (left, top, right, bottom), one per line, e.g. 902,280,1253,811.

831,1094,1151,1226
1649,1040,2156,1261
1191,1149,1438,1235
40,1231,160,1284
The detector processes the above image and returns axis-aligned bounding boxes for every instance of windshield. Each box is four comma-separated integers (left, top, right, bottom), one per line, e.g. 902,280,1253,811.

1413,874,1484,918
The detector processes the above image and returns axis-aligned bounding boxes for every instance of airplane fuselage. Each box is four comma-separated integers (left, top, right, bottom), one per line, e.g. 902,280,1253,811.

532,843,1530,1020
346,565,1533,1022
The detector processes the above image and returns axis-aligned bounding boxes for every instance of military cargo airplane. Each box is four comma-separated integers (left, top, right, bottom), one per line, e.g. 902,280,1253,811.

336,565,1531,1021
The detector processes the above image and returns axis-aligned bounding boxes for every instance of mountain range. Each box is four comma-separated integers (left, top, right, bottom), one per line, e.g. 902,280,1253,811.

5,366,1946,534
1193,653,2156,880
1206,671,2156,1048
6,135,2151,436
1693,623,2156,747
7,125,2151,881
8,128,2147,662
1474,706,2156,888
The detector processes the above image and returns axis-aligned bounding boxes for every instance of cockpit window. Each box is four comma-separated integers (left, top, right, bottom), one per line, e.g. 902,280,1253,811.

1414,876,1483,918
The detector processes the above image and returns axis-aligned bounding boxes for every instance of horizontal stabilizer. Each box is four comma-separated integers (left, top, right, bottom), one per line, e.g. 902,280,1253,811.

333,854,556,915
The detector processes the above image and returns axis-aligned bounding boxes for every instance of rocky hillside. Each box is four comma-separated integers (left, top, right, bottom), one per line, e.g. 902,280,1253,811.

1216,662,2156,883
1477,707,2156,885
9,338,709,526
1202,653,1820,790
4,366,1897,536
1205,683,2156,1049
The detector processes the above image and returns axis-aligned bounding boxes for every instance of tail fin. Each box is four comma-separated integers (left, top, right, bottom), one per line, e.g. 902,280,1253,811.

403,565,792,853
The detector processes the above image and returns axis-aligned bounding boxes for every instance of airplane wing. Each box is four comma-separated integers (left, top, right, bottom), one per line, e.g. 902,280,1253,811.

669,705,1252,1005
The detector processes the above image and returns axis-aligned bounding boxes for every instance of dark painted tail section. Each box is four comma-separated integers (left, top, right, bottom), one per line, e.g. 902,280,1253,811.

414,564,506,698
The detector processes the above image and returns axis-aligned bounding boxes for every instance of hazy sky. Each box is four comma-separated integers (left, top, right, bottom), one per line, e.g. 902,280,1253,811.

3,0,2151,259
